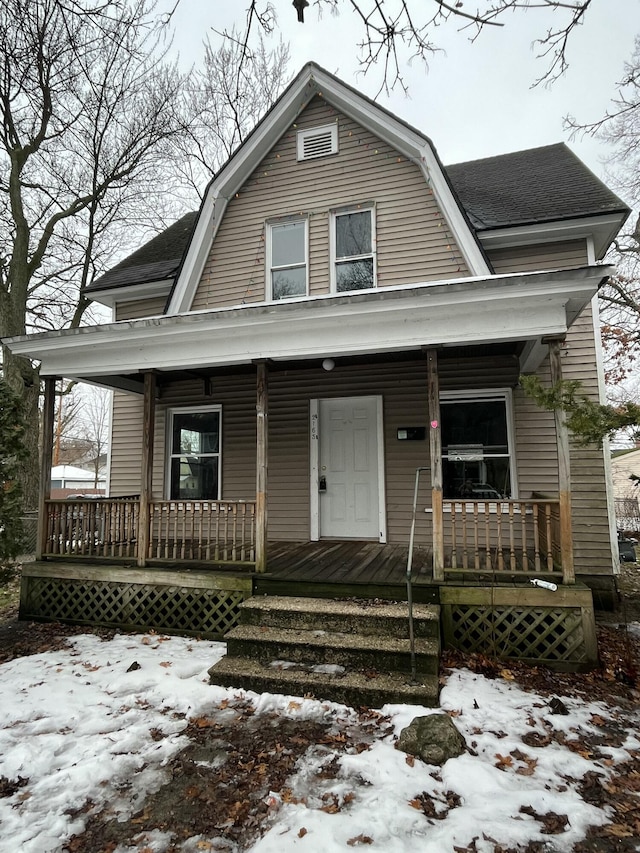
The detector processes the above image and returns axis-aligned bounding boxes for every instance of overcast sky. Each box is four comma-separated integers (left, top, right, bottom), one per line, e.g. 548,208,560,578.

168,1,639,205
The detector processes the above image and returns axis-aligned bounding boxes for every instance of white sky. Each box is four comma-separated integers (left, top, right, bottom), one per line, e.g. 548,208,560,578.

167,0,639,205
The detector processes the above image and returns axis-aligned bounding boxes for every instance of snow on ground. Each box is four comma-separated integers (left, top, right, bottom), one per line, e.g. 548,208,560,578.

0,632,636,852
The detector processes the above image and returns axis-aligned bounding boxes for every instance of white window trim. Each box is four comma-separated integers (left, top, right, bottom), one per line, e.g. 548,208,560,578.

329,204,377,293
439,387,518,501
165,404,222,501
265,216,309,302
296,123,339,161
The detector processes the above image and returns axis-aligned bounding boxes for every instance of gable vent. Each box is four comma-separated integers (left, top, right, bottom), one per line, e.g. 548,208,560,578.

297,124,338,161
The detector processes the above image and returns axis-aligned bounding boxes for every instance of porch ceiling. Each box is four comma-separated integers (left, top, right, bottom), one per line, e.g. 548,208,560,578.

6,265,610,385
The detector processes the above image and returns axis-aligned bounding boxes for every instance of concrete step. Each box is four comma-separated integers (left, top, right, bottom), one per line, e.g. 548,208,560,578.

226,624,440,675
239,595,440,639
208,655,439,709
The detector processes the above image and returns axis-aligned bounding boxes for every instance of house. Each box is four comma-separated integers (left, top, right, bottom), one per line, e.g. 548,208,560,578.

611,448,640,532
5,64,630,694
50,464,106,499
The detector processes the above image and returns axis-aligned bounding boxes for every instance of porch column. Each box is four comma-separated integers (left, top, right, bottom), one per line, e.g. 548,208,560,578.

255,360,268,572
548,339,575,584
36,376,56,560
137,371,156,568
427,348,445,581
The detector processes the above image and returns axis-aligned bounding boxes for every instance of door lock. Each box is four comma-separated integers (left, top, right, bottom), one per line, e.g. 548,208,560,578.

319,475,327,492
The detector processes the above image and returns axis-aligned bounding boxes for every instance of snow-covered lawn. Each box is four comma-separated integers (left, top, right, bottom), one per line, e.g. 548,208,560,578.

0,632,637,852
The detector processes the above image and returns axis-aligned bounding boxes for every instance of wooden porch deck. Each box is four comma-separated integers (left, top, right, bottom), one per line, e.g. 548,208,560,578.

264,540,433,584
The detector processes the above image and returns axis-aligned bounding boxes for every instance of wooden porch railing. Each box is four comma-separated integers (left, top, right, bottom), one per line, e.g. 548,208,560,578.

41,498,256,564
443,499,563,579
148,500,256,563
42,497,139,559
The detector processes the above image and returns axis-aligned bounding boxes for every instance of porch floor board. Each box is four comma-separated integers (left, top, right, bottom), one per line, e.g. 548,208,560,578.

262,540,434,586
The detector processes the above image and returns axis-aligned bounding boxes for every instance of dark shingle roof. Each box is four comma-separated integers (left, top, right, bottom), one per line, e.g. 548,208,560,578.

84,212,198,293
446,143,628,230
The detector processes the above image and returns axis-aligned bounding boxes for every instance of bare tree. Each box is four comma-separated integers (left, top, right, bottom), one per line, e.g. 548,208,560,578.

169,30,290,204
0,0,188,509
206,0,596,94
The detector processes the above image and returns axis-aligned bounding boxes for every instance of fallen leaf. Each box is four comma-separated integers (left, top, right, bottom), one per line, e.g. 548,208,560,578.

288,701,302,711
495,754,513,770
159,661,172,668
406,754,415,768
347,835,373,846
500,669,515,681
298,828,307,838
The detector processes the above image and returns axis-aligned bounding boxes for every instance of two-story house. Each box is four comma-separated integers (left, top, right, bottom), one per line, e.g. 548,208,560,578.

6,64,629,696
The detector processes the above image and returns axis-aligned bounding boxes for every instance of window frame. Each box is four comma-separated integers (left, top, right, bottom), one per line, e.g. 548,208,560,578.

439,388,518,500
165,404,222,501
329,204,377,294
265,216,309,302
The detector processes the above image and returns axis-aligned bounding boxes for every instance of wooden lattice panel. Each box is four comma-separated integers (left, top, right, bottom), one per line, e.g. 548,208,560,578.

445,604,588,663
21,576,245,638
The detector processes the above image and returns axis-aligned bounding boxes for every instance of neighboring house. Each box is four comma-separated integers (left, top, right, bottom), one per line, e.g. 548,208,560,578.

5,63,630,682
611,448,640,532
50,464,106,499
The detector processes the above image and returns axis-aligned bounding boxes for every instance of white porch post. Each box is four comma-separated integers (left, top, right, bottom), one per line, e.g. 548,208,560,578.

137,371,156,568
548,338,575,584
427,348,445,581
255,360,268,572
37,376,56,560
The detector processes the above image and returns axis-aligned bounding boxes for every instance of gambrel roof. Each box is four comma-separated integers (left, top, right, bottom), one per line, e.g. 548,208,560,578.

84,99,628,307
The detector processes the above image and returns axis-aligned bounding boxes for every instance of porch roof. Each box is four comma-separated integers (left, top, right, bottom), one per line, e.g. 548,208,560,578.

6,265,610,387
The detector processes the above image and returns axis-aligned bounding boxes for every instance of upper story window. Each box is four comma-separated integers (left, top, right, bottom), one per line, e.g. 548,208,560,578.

267,218,308,300
168,406,221,500
331,206,376,292
297,124,339,161
440,390,515,500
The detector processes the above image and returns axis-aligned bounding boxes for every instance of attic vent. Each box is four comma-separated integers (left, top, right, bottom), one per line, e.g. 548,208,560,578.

297,124,338,161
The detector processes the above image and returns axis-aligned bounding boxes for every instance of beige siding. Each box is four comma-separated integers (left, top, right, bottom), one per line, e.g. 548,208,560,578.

109,357,520,544
515,302,614,576
115,297,167,321
488,240,589,274
192,96,470,311
109,391,145,495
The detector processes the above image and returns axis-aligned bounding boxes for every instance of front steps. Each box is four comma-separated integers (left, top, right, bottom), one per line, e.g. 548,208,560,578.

208,595,441,708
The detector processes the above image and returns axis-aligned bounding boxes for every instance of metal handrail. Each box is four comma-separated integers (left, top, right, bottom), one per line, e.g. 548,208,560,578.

406,467,429,684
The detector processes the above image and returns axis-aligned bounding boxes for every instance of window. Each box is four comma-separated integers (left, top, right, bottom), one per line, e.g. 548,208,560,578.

267,218,308,300
331,206,376,292
168,407,221,500
440,391,515,500
296,124,338,161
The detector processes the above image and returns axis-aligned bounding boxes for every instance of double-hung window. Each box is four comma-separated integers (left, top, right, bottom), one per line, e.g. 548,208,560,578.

331,206,376,292
168,406,221,500
267,218,308,300
440,391,515,500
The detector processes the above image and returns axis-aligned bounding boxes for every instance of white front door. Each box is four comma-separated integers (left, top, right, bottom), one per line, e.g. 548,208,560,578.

315,396,384,540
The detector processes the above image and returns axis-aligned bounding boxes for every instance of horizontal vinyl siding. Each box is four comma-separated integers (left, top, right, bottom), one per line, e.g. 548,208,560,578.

487,240,589,274
115,297,167,320
517,302,614,577
192,96,469,311
109,391,144,495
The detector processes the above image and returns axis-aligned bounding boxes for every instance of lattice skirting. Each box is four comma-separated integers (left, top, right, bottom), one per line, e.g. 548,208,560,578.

440,585,598,669
20,574,248,638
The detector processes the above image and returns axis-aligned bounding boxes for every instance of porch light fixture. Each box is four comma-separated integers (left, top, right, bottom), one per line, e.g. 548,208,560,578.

322,358,335,371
